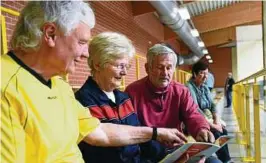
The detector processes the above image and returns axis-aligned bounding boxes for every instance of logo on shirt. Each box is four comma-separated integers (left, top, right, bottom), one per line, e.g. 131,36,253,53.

47,96,57,99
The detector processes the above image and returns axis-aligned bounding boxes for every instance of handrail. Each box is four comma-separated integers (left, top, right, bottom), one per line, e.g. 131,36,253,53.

1,15,8,54
1,7,20,55
135,54,145,60
236,68,266,83
1,6,20,16
0,6,192,90
233,68,265,162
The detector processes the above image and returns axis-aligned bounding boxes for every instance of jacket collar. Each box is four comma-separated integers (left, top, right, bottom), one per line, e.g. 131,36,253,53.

84,76,125,105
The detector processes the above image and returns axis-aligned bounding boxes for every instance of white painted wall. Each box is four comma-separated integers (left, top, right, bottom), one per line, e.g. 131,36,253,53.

236,25,263,81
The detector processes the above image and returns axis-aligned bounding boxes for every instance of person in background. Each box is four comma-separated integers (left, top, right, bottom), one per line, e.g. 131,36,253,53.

1,2,186,163
75,32,182,163
224,72,235,108
206,71,215,91
186,61,233,163
125,44,221,163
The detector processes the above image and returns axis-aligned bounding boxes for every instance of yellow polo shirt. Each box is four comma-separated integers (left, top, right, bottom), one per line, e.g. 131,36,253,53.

1,52,100,163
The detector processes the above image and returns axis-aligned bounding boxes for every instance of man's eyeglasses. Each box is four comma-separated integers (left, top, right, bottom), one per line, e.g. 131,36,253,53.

107,62,131,71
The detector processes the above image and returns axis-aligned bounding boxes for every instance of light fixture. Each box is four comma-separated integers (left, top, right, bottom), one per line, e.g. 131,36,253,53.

170,7,179,18
208,59,213,63
191,29,199,37
202,49,208,54
177,7,190,20
198,41,205,47
206,55,211,59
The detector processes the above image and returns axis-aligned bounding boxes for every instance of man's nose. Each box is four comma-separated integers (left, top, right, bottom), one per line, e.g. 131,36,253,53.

82,45,89,58
161,67,168,75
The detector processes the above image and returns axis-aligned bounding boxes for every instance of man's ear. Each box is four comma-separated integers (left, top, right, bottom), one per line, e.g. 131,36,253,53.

43,23,57,47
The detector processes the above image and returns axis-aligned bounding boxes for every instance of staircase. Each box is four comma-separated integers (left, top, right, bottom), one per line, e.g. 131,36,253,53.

214,89,266,163
214,89,244,162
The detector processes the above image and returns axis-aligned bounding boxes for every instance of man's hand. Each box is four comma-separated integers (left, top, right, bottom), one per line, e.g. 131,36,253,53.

157,128,187,147
195,129,215,143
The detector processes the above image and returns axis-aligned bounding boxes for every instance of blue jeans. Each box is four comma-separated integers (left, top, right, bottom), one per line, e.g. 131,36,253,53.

206,156,222,163
187,156,222,163
226,90,232,107
211,128,231,163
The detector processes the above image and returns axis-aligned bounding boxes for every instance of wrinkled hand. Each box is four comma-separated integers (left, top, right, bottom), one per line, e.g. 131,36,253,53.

196,129,215,143
211,123,223,133
157,128,187,147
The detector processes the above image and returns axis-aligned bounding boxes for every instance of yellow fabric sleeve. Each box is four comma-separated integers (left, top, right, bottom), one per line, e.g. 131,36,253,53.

76,101,100,143
1,93,26,163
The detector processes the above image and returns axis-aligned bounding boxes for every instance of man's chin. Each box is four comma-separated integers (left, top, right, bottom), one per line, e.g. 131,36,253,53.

158,82,169,88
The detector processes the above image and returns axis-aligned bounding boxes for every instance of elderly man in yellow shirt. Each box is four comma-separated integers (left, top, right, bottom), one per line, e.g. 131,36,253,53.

1,1,189,163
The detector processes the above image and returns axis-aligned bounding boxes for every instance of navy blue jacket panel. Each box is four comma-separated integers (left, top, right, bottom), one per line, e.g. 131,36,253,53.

75,76,166,163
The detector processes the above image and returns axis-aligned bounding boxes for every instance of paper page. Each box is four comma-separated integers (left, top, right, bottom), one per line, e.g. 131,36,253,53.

215,135,233,147
160,142,215,163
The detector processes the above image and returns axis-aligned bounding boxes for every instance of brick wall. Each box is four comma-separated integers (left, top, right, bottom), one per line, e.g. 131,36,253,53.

69,1,164,87
1,1,27,50
201,46,232,87
1,1,192,88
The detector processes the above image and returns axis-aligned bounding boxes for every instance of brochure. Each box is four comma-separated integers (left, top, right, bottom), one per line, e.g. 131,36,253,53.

160,135,233,163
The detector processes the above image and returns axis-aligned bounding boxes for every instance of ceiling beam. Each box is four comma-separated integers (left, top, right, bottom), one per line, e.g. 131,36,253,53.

192,1,262,33
164,26,177,40
131,1,155,17
201,27,236,47
201,20,262,47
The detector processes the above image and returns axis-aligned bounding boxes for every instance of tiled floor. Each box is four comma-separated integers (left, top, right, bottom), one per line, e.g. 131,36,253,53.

216,96,266,163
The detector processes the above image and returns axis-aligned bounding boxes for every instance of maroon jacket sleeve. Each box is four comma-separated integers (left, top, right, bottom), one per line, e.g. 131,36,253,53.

179,87,210,138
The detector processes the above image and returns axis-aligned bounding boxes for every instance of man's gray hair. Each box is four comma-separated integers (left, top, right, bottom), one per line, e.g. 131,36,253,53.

88,32,135,74
11,1,95,51
146,44,177,67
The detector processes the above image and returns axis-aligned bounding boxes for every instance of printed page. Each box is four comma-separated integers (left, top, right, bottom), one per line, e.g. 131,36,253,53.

215,135,234,147
160,135,234,163
160,142,215,163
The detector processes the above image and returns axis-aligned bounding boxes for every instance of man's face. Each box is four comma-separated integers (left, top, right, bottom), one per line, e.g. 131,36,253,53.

194,69,209,85
98,57,130,90
53,22,91,75
147,55,175,88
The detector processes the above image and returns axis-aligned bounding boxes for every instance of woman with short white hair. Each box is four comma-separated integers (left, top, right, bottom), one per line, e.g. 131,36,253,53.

75,32,174,163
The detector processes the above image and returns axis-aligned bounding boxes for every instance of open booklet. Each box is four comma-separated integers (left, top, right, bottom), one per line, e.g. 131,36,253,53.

159,135,233,163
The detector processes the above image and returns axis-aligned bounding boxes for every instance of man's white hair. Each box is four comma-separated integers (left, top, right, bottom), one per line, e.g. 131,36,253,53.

146,44,177,68
11,1,95,51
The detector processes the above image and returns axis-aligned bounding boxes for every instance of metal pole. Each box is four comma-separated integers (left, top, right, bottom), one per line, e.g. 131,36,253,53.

253,84,261,163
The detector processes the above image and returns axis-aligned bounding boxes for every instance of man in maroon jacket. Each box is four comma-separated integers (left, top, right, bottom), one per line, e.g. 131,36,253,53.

125,44,222,163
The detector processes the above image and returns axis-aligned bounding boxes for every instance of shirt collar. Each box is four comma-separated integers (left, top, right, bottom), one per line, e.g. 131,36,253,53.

7,51,52,88
145,76,169,95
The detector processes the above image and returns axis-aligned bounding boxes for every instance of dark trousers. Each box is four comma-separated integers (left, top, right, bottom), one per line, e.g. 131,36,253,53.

211,128,231,163
226,90,232,107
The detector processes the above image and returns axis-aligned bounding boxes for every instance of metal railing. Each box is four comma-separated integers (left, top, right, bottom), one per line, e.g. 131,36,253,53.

233,68,266,163
0,7,191,91
119,55,191,90
1,7,20,55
